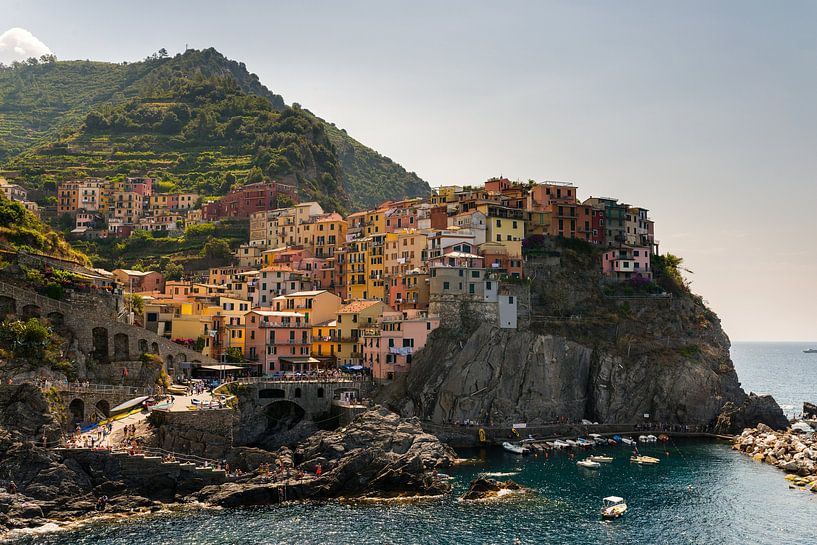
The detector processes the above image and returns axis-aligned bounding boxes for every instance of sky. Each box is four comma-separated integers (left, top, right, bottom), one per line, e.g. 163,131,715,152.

2,0,816,341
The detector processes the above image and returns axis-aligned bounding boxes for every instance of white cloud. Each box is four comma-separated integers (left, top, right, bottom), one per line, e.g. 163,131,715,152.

0,27,52,65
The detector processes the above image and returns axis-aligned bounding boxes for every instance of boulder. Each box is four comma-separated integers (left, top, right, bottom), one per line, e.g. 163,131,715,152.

461,478,524,501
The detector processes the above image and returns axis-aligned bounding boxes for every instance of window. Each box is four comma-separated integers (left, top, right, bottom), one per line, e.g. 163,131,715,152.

443,281,450,290
496,219,502,227
469,283,475,294
508,296,514,304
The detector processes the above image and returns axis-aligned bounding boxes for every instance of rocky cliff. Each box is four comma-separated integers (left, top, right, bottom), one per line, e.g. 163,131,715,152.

379,242,785,433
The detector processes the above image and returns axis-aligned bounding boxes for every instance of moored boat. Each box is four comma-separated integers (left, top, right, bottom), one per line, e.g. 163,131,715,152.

552,440,570,449
646,435,657,442
621,437,636,446
565,439,579,448
576,438,594,448
502,441,527,455
658,434,670,443
601,496,628,519
638,435,648,442
577,459,601,469
630,455,660,465
590,455,614,463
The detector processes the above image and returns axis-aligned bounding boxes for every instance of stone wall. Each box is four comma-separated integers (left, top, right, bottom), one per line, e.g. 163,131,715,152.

0,280,217,380
148,409,238,460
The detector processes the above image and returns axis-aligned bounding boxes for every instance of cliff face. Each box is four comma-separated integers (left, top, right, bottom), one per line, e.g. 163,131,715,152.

380,244,783,431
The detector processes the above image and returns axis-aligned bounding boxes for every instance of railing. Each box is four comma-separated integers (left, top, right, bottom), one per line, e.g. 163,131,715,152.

47,382,152,396
226,376,368,386
0,280,73,313
259,322,308,328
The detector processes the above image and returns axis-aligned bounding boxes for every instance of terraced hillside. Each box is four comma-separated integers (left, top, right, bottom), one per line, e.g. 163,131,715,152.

0,48,430,211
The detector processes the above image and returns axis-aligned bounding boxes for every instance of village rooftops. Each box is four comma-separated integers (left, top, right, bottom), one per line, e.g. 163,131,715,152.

338,300,383,314
114,269,154,276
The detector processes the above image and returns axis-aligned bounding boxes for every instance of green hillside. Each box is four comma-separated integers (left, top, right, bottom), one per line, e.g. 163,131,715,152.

0,48,430,211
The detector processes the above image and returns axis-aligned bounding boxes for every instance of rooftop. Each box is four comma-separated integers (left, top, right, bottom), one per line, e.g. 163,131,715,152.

339,300,383,314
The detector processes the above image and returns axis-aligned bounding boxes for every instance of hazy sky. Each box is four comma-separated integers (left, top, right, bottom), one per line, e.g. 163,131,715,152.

3,1,816,341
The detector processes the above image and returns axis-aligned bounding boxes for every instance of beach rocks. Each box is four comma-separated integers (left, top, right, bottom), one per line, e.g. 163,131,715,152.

733,425,817,484
461,478,524,501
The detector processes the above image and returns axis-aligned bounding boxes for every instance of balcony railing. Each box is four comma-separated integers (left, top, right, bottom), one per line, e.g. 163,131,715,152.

259,321,308,328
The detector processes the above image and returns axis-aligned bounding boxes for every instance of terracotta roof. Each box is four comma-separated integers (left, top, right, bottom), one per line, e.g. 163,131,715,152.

338,300,383,314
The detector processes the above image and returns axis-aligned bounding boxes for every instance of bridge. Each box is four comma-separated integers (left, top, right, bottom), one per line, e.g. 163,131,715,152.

0,280,217,378
219,378,373,442
44,382,153,424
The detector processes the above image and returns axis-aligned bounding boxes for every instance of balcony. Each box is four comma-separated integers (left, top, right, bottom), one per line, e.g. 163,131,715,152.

259,321,308,328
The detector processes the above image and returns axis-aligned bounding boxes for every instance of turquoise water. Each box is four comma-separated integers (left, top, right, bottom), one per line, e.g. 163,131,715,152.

11,342,817,544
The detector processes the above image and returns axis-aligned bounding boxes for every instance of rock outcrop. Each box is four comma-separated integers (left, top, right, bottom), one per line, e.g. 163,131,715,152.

461,477,525,501
714,393,788,434
196,406,456,507
379,250,783,430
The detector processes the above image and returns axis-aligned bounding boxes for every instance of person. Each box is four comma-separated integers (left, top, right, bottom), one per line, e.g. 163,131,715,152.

315,463,322,477
95,495,108,511
7,481,16,494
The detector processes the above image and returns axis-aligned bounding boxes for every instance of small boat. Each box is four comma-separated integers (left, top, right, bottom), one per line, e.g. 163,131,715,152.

590,455,614,463
502,441,527,455
552,440,570,449
601,496,628,520
607,439,619,446
646,435,657,442
565,439,579,448
803,349,817,354
630,455,660,465
589,433,606,445
658,434,670,443
576,438,594,448
577,459,601,469
621,437,636,446
638,435,648,442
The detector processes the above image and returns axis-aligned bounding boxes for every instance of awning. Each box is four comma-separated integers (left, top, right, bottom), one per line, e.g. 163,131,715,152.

278,356,320,364
198,364,247,371
110,396,149,413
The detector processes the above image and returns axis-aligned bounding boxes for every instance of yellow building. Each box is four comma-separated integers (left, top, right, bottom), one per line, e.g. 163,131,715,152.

366,234,386,300
364,209,386,236
311,319,338,362
311,213,347,258
271,290,342,325
477,204,526,257
430,185,462,206
335,300,390,365
346,239,368,300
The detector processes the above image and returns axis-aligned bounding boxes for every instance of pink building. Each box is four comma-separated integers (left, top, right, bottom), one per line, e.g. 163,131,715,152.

361,310,440,381
244,310,312,373
601,246,651,280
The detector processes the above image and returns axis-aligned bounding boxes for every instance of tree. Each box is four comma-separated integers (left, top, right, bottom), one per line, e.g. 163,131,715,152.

163,262,184,281
200,237,233,262
158,48,169,58
126,293,145,316
224,347,243,363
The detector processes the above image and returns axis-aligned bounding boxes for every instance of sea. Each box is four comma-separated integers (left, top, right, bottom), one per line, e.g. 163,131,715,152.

8,341,817,545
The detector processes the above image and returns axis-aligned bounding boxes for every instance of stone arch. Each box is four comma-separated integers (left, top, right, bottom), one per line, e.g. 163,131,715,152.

95,399,110,418
46,311,64,327
92,327,109,363
294,387,302,398
151,342,159,354
263,400,305,435
0,296,15,319
113,333,129,361
68,398,85,423
20,304,41,319
138,339,148,354
165,354,174,373
259,388,286,399
317,387,325,398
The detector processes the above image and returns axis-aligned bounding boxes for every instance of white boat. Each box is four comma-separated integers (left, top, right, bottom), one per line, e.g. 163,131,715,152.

590,455,614,463
621,437,636,446
551,440,570,449
502,441,527,455
109,396,150,414
601,496,628,519
638,435,648,442
577,438,595,448
577,459,601,469
589,433,607,445
565,439,579,448
607,439,618,446
646,435,657,442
